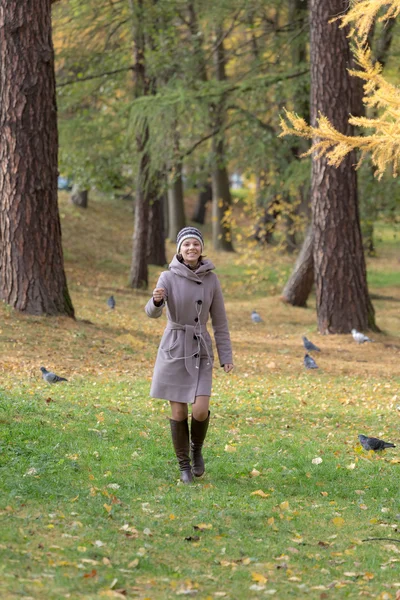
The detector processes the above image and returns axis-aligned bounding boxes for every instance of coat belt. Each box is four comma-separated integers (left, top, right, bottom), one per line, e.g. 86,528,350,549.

166,321,208,376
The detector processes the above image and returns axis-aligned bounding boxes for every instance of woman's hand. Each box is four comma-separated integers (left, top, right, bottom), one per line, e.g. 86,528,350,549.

153,287,165,304
223,363,234,373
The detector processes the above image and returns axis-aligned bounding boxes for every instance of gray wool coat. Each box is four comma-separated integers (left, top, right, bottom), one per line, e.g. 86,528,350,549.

145,256,233,404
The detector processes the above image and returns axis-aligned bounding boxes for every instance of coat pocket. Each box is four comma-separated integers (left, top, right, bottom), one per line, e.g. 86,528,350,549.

160,330,180,352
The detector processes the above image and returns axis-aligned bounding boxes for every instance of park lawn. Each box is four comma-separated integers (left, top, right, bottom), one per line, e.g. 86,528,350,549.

0,193,399,599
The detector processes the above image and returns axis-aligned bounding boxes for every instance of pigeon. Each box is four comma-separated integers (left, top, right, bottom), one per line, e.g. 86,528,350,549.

304,353,318,369
302,336,321,353
251,310,263,323
107,295,116,310
358,434,395,451
40,367,68,384
351,329,372,344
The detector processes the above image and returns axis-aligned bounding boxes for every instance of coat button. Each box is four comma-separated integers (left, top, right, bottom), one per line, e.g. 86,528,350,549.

193,335,197,340
196,281,201,285
194,353,199,358
194,317,199,322
197,300,202,304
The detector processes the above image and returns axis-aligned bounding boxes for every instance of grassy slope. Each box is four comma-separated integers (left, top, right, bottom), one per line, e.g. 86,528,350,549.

0,193,399,600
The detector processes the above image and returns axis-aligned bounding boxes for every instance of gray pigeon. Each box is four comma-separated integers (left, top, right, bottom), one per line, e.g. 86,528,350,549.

302,336,321,353
107,295,116,310
351,329,372,344
304,353,318,369
251,310,263,323
40,367,68,383
358,434,395,451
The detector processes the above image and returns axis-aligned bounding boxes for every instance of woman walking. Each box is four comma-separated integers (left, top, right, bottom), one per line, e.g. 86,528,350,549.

145,227,234,483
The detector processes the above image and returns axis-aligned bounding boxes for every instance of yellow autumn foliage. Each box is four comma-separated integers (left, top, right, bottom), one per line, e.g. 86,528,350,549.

279,0,400,179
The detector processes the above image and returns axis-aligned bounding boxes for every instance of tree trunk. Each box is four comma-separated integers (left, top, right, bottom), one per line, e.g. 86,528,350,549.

148,192,167,266
211,27,234,252
192,180,212,225
284,209,297,254
162,191,169,239
310,0,376,333
70,184,88,208
128,0,151,289
0,0,74,317
167,162,185,240
281,226,314,306
211,139,235,252
130,150,150,288
283,0,310,252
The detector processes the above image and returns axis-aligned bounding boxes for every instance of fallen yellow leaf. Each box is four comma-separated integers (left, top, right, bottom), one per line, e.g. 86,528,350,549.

128,559,139,568
332,517,345,527
194,523,213,530
251,572,268,584
251,490,270,498
224,445,236,453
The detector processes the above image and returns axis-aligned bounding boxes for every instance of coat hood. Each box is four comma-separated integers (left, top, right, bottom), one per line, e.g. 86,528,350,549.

169,255,215,281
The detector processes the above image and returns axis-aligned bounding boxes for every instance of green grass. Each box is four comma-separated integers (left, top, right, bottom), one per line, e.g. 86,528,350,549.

0,194,400,598
1,373,400,599
367,268,400,288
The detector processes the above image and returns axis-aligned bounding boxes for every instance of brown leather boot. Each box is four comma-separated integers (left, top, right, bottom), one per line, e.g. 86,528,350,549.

169,418,193,483
190,411,210,477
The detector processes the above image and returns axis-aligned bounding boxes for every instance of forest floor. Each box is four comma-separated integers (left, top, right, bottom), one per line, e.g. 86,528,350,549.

0,192,399,599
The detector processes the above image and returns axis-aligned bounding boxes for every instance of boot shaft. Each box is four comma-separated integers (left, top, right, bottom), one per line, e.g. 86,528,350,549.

190,411,210,477
169,418,193,483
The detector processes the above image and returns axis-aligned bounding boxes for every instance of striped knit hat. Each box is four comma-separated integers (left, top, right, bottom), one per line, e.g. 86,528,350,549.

176,227,204,254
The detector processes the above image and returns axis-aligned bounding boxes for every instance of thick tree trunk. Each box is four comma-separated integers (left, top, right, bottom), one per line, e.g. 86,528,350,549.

281,226,314,306
167,162,185,241
192,180,212,225
70,184,88,208
310,0,376,333
0,0,74,317
148,192,167,266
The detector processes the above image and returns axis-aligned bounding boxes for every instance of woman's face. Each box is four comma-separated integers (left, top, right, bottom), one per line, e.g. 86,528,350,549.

180,238,202,266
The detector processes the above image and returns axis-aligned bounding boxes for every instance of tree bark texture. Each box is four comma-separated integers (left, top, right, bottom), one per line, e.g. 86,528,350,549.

130,141,150,289
211,139,235,252
70,184,88,208
148,192,167,266
211,27,234,253
310,0,376,333
167,162,185,241
129,0,151,289
0,0,74,317
281,226,314,306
